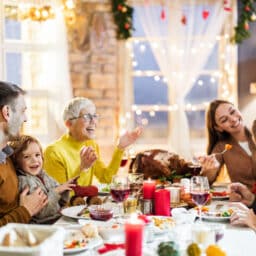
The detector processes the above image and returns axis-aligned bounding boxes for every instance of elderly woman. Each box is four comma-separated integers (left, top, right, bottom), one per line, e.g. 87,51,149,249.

199,99,256,189
44,97,142,186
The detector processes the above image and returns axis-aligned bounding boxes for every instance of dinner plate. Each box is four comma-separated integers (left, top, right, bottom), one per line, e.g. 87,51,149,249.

200,214,230,222
148,216,176,235
63,229,102,254
61,205,90,220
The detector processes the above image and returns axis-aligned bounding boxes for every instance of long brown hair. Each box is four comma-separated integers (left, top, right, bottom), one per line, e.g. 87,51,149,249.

8,135,43,169
206,99,233,154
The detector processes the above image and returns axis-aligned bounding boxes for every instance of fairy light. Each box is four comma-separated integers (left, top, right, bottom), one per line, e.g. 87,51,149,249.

136,109,142,115
198,80,203,86
126,112,132,119
149,111,155,116
210,77,216,83
154,75,160,81
139,44,146,52
132,61,138,67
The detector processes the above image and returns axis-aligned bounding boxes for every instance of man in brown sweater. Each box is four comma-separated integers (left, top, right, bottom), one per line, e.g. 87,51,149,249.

0,81,48,226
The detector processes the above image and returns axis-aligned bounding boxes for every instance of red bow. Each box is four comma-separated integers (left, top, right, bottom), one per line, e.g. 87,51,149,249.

98,243,125,254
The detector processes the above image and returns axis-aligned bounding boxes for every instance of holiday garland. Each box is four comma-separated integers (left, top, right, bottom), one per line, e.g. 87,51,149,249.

233,0,256,44
111,0,256,43
111,0,134,40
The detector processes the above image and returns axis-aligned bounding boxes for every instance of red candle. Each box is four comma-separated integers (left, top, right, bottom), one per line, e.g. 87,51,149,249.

125,214,144,256
143,179,156,199
154,189,170,216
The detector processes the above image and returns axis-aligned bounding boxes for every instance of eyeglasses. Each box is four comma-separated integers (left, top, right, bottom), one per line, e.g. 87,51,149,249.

70,113,99,122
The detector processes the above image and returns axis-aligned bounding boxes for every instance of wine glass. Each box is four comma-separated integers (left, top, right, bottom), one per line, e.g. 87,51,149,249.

190,176,210,222
120,151,129,167
128,173,144,197
188,156,202,176
110,175,130,216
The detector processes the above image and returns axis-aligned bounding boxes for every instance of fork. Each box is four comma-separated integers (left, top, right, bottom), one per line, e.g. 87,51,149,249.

77,205,88,216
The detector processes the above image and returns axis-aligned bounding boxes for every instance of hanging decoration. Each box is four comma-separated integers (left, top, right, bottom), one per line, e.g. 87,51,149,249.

223,0,232,12
160,7,166,20
111,0,134,40
202,9,210,20
232,0,256,44
181,14,187,25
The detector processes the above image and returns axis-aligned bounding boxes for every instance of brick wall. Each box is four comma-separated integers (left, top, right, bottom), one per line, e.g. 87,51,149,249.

67,1,121,160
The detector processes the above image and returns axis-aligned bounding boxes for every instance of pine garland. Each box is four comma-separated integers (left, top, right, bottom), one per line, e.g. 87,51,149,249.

111,0,134,40
233,0,256,44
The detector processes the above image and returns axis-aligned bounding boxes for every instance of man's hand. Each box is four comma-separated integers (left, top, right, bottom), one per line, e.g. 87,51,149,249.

19,187,48,216
229,182,255,207
80,146,97,171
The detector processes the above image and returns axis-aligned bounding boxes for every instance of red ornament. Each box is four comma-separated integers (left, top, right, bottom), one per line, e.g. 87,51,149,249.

117,4,123,11
244,22,249,31
224,6,232,12
245,5,251,12
161,8,166,20
223,0,228,4
202,9,210,20
124,23,130,29
181,14,187,25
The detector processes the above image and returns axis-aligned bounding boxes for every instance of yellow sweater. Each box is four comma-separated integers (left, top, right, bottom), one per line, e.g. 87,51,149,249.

43,134,124,185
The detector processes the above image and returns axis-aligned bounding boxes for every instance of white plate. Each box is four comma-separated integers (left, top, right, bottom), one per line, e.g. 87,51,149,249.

148,216,176,235
61,205,90,219
64,237,102,254
200,214,230,222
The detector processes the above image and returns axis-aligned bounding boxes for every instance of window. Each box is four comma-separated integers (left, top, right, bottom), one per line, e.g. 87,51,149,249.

122,1,237,155
0,1,71,145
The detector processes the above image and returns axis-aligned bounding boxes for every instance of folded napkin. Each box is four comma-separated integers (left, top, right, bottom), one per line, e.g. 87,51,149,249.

98,243,125,254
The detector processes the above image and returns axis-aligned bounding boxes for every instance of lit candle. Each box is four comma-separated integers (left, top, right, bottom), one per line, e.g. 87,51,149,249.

125,214,145,256
143,179,156,199
154,189,170,216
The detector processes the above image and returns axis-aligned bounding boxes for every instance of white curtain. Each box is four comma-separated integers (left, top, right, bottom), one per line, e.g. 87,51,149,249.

137,0,229,159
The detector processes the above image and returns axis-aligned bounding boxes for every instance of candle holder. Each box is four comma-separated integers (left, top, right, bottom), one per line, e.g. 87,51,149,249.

139,199,153,215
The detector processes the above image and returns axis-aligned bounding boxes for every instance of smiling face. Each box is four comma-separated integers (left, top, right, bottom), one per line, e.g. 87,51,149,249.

214,103,244,134
6,95,27,140
68,106,98,141
18,141,43,176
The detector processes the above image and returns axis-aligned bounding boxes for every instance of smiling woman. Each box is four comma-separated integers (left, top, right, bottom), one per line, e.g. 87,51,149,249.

199,99,256,189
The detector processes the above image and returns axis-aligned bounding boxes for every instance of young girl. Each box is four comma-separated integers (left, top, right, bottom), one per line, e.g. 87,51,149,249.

9,135,76,224
199,100,256,189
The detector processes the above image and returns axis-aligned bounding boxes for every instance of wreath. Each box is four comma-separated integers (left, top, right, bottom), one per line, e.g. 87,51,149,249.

111,0,133,39
111,0,256,44
233,0,256,44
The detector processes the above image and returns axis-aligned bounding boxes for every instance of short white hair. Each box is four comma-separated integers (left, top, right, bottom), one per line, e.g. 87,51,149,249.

63,97,96,121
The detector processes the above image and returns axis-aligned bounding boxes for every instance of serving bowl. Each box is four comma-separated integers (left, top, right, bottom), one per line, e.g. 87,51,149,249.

98,223,124,242
88,204,113,221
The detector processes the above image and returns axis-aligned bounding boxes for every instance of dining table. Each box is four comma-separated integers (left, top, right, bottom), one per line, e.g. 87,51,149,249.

55,199,256,256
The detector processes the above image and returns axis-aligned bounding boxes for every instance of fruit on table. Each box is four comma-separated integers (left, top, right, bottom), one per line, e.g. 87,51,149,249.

157,241,180,256
187,243,201,256
205,245,226,256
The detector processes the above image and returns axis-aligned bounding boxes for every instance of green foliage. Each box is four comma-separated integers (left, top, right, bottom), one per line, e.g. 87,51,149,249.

157,241,180,256
233,0,256,44
111,0,134,40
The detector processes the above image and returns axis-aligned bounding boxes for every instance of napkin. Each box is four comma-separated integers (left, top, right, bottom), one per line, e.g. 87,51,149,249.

98,243,125,254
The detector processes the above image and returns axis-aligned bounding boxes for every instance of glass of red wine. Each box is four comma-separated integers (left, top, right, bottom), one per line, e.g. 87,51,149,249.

110,175,130,216
120,151,129,170
190,176,210,222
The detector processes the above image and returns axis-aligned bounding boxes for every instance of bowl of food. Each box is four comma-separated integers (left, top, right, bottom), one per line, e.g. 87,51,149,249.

98,223,124,242
88,204,113,221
